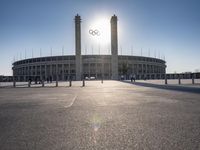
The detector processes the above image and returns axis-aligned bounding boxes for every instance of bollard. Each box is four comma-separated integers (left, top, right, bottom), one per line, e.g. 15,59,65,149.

28,81,31,87
42,80,44,87
178,77,181,85
55,75,58,87
82,79,85,87
56,80,58,87
165,76,167,85
69,80,72,87
13,80,16,87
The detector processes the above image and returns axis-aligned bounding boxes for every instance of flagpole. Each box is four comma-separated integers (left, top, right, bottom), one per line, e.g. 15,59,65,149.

32,49,34,58
131,45,133,56
62,46,64,56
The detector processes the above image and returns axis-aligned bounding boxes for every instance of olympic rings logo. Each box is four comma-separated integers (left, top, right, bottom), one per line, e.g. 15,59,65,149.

89,29,100,36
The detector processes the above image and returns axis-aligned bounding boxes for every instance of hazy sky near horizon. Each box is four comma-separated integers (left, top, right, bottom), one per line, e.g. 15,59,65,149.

0,0,200,75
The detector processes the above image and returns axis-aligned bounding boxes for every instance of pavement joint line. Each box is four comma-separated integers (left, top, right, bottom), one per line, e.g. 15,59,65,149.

64,95,77,108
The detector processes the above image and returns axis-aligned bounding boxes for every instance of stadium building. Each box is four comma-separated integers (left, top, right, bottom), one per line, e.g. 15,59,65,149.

12,14,166,81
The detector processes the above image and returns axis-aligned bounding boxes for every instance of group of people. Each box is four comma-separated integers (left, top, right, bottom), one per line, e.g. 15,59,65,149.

130,74,136,82
120,74,136,82
46,76,53,83
28,78,42,84
28,76,53,85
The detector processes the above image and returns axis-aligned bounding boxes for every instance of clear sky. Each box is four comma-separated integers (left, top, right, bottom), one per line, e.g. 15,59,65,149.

1,0,200,75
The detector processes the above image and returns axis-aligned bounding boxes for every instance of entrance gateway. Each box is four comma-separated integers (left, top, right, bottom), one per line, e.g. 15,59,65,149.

75,14,119,80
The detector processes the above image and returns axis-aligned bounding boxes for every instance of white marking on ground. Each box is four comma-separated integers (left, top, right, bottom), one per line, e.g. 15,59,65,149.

64,95,77,108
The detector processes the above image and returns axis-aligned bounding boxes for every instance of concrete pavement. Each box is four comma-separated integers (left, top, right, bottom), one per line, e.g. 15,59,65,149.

0,81,199,149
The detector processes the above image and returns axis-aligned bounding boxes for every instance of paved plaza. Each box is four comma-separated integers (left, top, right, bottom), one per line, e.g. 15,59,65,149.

0,80,199,149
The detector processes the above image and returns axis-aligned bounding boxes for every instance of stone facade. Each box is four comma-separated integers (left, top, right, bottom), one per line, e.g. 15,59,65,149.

12,55,166,81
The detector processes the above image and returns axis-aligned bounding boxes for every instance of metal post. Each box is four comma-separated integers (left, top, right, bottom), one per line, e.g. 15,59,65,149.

13,76,16,87
69,79,72,87
42,79,44,87
28,80,31,87
178,75,181,85
101,74,103,84
82,79,85,87
165,74,167,85
56,75,58,87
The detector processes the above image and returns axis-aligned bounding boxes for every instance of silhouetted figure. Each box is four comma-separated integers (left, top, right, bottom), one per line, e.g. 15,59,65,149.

47,77,49,83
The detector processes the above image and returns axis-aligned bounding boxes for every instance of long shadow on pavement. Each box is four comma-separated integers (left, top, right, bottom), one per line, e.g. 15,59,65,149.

122,80,200,94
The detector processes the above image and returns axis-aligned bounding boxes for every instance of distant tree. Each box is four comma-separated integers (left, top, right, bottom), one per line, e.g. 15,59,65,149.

119,62,130,78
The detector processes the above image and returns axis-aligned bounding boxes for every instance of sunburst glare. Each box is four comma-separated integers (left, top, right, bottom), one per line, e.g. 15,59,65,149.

88,16,111,46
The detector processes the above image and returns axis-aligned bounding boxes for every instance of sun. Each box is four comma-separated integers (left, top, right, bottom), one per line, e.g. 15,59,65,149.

88,17,111,45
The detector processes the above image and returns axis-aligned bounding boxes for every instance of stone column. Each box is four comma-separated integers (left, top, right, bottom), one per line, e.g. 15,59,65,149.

111,15,119,80
45,65,47,81
69,57,71,80
142,64,144,79
34,66,36,81
62,64,64,81
75,14,82,80
95,63,97,79
40,65,42,81
50,64,52,80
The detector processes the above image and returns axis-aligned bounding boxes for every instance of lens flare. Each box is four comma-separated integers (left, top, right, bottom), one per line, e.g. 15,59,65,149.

90,114,103,132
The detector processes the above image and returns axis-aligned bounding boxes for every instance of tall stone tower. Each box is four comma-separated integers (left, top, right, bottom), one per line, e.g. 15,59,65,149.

111,15,119,80
75,14,82,80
